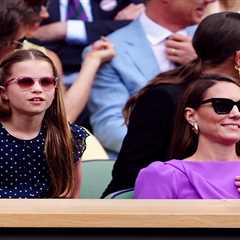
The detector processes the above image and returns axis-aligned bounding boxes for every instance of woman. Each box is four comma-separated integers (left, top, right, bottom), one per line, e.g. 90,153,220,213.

0,49,88,198
135,75,240,199
102,11,240,197
0,0,37,60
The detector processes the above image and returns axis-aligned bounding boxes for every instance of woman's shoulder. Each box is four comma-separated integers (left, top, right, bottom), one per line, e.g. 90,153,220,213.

135,160,186,198
140,160,185,177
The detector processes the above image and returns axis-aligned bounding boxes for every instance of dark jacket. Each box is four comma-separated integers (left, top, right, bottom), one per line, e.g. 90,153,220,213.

32,0,144,73
102,84,183,197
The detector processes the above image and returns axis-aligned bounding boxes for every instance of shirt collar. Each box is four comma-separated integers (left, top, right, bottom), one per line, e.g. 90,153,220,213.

139,12,187,45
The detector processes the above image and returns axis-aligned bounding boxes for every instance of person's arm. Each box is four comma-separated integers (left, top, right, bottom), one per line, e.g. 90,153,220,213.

88,59,130,154
29,22,67,42
134,162,175,199
102,86,180,197
30,3,145,44
64,39,115,123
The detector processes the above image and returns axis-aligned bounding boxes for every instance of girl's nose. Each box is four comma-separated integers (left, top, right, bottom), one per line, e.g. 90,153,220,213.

31,80,43,92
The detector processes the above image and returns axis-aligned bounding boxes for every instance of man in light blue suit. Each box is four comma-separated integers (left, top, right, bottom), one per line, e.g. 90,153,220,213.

88,0,216,158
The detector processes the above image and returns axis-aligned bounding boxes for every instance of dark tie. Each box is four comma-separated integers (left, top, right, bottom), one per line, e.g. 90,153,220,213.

67,0,88,21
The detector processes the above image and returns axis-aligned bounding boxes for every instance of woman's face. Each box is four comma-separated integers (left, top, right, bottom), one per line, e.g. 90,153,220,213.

193,81,240,145
27,4,49,33
0,27,27,60
2,59,56,119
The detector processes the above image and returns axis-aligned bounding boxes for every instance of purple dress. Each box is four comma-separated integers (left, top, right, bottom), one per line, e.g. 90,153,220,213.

134,160,240,199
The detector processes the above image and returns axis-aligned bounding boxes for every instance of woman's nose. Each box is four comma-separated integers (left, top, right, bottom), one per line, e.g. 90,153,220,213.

40,6,49,19
229,105,240,118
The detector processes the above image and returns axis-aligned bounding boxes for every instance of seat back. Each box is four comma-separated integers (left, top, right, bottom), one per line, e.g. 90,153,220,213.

81,129,109,161
80,159,114,198
105,188,134,199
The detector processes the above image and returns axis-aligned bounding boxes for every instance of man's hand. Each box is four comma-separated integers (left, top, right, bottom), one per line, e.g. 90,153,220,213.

30,22,67,41
114,3,145,20
165,33,197,65
235,176,240,192
84,37,116,66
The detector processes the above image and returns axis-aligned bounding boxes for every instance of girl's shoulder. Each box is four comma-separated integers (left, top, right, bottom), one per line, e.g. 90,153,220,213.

70,124,90,139
70,124,90,160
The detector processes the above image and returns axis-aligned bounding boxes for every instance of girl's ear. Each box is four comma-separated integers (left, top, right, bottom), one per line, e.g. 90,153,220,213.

184,107,197,127
0,86,8,101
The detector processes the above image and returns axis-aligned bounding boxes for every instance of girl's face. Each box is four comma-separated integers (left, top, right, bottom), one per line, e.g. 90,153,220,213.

2,59,56,118
193,81,240,145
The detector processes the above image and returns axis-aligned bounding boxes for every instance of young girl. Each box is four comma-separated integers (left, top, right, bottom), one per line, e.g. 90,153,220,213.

0,48,88,198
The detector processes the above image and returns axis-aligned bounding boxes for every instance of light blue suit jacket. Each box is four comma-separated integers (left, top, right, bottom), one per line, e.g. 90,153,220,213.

88,19,195,157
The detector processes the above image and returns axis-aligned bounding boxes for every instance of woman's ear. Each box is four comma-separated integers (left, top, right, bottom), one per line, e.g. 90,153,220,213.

234,51,240,78
0,86,8,101
184,107,197,126
235,50,240,66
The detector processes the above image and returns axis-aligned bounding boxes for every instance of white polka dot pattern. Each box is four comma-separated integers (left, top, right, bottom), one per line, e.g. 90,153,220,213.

0,123,88,198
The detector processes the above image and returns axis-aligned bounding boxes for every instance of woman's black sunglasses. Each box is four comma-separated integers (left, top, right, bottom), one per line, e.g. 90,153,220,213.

200,98,240,114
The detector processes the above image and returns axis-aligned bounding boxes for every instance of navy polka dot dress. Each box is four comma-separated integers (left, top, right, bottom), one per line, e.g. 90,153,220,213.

0,123,88,198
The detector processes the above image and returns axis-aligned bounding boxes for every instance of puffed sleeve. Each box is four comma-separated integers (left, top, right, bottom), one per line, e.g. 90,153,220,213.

70,124,89,161
134,161,178,199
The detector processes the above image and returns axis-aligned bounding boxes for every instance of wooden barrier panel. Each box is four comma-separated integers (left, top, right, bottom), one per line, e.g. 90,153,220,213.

0,199,239,228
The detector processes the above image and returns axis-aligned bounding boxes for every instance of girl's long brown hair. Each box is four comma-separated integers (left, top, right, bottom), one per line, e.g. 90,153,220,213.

0,49,75,197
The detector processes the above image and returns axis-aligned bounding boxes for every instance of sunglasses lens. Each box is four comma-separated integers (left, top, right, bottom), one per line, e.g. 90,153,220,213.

17,77,34,89
39,77,56,89
7,77,57,90
212,100,233,114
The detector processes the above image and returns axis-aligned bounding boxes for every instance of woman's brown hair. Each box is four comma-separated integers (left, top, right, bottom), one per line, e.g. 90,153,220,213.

0,49,75,197
0,0,37,51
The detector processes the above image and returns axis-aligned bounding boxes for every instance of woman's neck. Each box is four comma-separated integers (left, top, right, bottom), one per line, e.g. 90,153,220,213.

1,113,44,140
185,137,239,162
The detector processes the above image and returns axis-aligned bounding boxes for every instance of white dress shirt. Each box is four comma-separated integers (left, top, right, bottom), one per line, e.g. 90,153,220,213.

60,0,93,43
139,12,187,73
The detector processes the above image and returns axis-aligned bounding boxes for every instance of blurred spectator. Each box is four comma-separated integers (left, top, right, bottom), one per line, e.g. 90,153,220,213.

89,0,214,158
0,0,37,60
30,0,145,81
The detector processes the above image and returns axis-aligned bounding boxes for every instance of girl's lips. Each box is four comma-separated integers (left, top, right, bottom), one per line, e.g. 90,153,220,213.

28,97,45,102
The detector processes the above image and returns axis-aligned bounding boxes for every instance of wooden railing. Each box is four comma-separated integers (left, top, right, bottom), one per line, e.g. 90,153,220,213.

0,199,240,228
